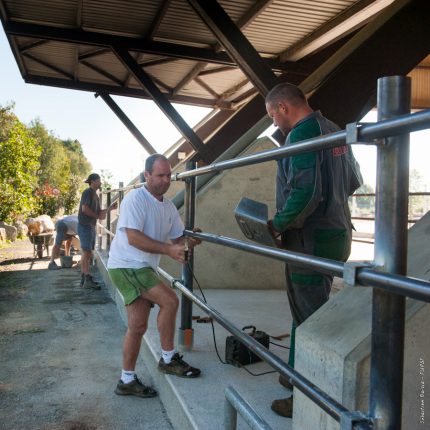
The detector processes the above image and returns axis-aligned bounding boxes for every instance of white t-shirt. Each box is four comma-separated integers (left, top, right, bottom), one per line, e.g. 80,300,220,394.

107,186,184,270
60,215,78,235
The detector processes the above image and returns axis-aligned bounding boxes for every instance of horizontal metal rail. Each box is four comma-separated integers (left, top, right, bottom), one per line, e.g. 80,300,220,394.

184,230,430,303
158,267,373,429
96,222,115,237
103,182,144,194
173,109,430,180
224,386,273,430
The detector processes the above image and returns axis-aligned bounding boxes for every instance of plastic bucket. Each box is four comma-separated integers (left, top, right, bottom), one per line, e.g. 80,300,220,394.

60,256,74,268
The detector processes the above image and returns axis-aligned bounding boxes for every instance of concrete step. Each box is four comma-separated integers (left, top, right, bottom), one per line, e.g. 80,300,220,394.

96,251,293,430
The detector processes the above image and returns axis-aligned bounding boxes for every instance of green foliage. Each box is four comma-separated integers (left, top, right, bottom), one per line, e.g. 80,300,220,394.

0,104,92,222
63,174,83,214
409,169,428,216
28,119,92,216
0,105,41,223
100,169,114,192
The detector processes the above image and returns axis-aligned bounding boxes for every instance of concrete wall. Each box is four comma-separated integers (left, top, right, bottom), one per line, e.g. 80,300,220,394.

159,136,286,289
293,211,430,429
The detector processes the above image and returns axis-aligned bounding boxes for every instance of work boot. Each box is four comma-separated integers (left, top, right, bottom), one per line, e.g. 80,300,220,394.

158,353,201,378
271,396,293,418
279,374,293,390
82,274,101,290
115,376,157,398
48,261,60,270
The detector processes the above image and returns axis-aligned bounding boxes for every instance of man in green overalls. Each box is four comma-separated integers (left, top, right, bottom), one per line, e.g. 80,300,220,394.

266,83,362,418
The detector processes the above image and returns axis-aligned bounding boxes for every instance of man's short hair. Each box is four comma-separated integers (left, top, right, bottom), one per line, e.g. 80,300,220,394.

145,154,169,173
265,83,306,107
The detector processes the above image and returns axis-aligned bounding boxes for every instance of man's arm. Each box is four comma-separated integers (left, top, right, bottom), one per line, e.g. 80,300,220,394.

81,204,106,220
171,228,202,248
125,228,185,263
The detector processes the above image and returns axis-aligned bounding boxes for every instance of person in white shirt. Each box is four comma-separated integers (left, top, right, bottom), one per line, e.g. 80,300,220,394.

48,215,79,270
108,154,202,398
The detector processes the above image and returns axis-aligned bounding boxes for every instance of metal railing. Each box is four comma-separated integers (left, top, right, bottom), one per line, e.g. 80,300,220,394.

171,76,430,430
98,76,430,430
224,386,273,430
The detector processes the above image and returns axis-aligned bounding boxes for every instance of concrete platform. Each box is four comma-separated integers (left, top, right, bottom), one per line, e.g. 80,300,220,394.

97,250,293,429
96,238,374,430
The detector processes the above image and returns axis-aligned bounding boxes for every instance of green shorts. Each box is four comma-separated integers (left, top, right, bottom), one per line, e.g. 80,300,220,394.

108,267,162,305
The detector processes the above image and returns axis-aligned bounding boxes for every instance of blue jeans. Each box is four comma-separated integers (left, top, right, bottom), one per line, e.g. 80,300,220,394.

77,223,96,251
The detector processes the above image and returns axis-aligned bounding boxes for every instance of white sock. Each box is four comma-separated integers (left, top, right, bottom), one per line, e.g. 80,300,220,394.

121,369,136,384
161,349,175,364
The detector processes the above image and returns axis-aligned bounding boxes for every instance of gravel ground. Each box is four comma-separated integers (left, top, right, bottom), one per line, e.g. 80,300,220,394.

0,240,173,430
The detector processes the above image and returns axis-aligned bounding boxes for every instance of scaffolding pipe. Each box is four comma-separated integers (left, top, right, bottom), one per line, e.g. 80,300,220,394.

158,267,373,429
224,386,273,430
106,188,111,250
179,160,196,351
173,109,430,180
184,230,430,303
369,76,410,429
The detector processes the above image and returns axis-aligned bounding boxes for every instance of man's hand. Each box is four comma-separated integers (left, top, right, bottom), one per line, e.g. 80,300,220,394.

187,227,202,248
166,243,186,263
267,220,282,248
98,209,107,220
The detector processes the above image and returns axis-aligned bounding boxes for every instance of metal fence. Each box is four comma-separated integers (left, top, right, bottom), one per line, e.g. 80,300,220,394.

99,76,430,430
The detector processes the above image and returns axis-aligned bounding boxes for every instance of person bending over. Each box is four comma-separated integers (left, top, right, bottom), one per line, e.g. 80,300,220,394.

48,215,78,270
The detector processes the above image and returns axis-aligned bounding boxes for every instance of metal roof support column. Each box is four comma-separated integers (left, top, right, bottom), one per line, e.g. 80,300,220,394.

179,160,196,351
187,0,278,96
370,76,410,429
97,92,156,155
111,46,211,163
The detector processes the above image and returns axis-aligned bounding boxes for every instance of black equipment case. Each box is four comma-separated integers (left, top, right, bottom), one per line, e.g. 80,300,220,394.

225,325,270,367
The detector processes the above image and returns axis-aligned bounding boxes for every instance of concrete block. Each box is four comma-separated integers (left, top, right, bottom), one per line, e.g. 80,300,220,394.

160,137,285,289
293,211,430,429
0,221,17,242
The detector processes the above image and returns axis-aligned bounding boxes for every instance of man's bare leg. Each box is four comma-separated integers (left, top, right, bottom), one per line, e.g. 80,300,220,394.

115,297,157,397
141,282,179,351
123,297,152,370
65,238,72,256
81,249,92,275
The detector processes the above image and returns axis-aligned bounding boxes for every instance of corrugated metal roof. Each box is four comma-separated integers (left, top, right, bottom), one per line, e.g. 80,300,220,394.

1,0,428,111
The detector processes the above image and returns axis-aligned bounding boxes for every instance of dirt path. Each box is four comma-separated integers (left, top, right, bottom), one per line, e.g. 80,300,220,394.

0,240,173,430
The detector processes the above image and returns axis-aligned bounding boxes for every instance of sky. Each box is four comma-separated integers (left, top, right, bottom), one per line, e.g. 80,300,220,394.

1,26,429,190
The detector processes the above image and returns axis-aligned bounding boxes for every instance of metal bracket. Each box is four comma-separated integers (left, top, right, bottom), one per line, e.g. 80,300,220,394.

343,261,374,287
340,410,374,430
345,122,384,146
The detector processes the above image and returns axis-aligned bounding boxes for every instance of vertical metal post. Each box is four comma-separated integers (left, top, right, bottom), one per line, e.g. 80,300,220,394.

119,181,124,212
370,76,410,429
98,191,104,250
106,188,111,250
179,160,196,351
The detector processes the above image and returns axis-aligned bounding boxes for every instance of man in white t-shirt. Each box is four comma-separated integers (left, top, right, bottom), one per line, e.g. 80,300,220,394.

108,154,201,398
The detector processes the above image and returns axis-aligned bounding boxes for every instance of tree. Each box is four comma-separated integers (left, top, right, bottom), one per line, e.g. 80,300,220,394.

28,121,92,216
0,104,41,222
409,169,428,216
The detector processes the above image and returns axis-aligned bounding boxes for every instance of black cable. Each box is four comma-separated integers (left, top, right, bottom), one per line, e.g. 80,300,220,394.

186,261,279,376
269,341,290,350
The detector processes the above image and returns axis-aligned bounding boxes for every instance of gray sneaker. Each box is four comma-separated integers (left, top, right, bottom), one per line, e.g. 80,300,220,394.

82,275,101,290
115,377,157,398
48,261,60,270
158,353,201,378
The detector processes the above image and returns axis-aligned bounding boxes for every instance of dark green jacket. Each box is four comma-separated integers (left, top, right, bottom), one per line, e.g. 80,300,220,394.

274,111,361,234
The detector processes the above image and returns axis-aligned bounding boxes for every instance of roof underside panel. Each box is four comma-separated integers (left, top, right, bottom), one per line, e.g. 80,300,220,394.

82,0,160,37
1,0,429,164
243,0,359,54
6,0,78,27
